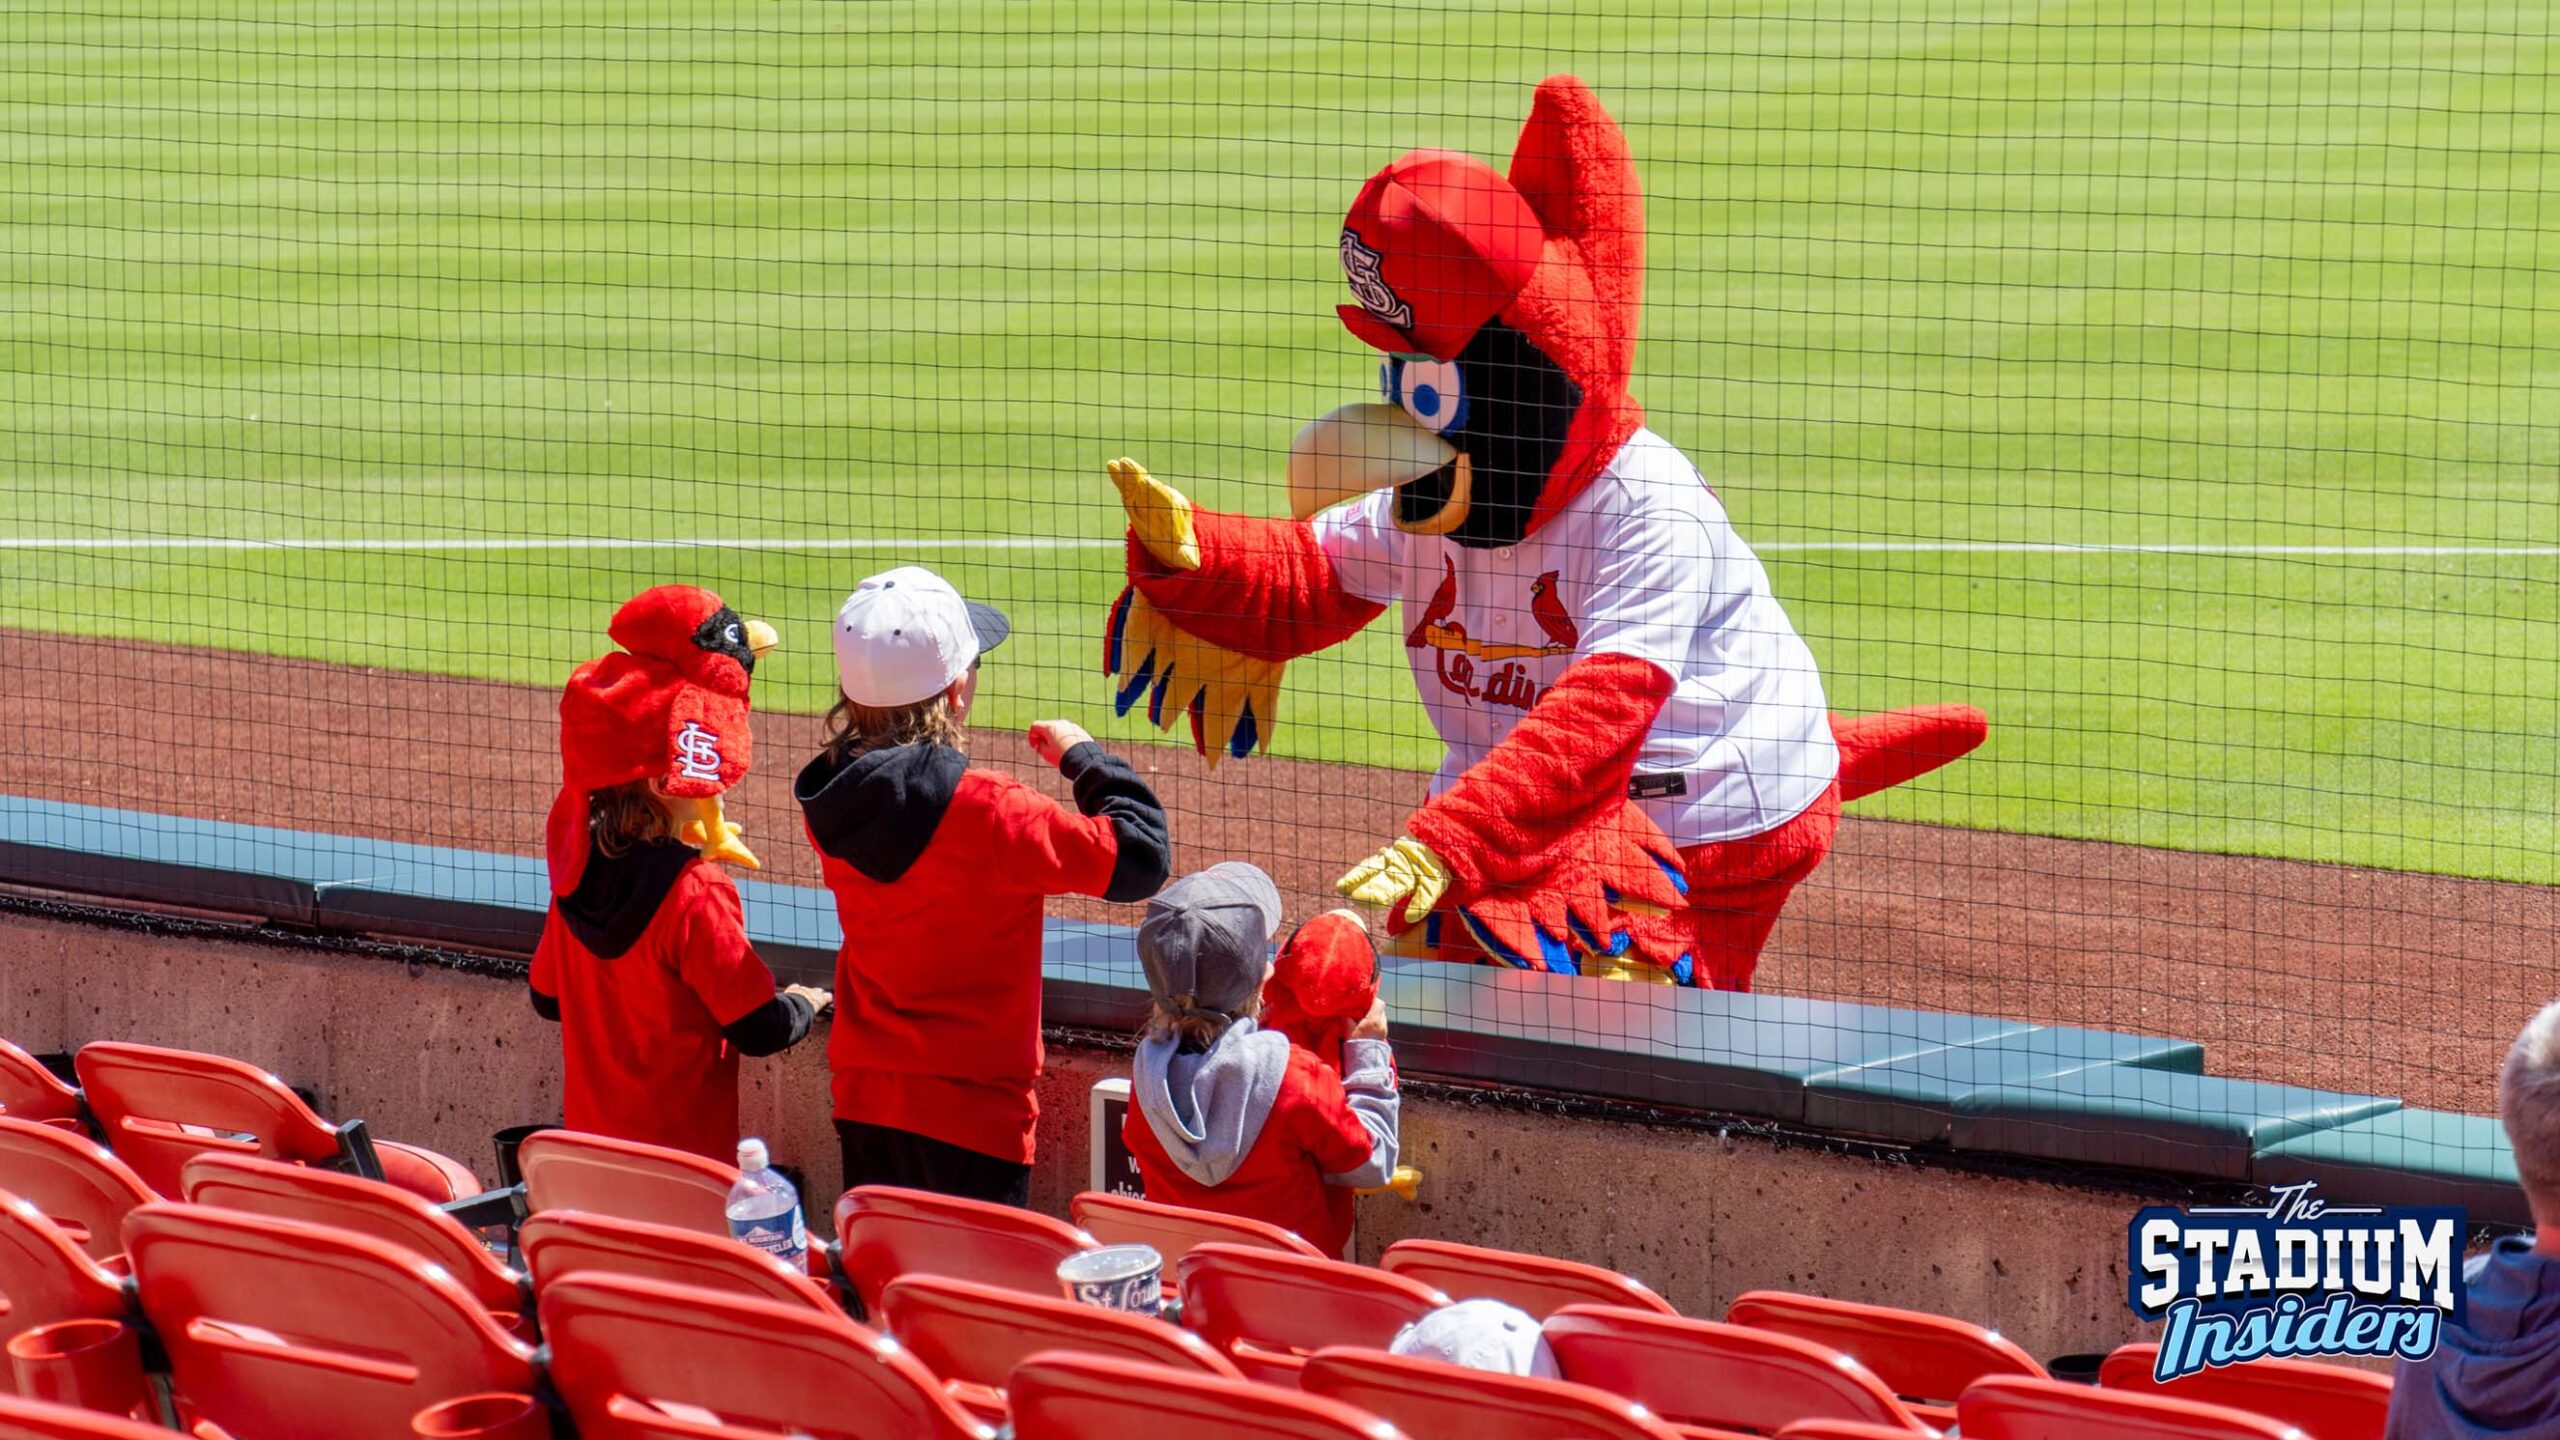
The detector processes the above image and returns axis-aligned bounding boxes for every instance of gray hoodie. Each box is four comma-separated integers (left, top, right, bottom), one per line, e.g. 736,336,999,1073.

1132,1017,1399,1188
2389,1238,2560,1440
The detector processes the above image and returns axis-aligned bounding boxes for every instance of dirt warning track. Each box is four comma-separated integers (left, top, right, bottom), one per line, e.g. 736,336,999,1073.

10,629,2552,1115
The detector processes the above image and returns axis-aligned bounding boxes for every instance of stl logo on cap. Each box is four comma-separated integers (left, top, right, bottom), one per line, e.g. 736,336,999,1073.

1340,229,1412,330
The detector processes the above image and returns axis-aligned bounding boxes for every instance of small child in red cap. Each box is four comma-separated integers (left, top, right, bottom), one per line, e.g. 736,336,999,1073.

530,585,830,1161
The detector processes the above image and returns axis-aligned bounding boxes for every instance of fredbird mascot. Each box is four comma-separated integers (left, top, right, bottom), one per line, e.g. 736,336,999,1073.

1105,77,1986,989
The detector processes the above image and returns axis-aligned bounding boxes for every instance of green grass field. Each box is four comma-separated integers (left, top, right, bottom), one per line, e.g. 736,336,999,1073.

2,1,2553,884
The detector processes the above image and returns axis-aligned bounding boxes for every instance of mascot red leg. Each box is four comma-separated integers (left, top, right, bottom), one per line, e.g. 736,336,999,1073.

1104,78,1986,991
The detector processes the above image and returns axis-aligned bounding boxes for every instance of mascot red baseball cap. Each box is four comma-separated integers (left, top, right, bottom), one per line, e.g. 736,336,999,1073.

1336,149,1546,362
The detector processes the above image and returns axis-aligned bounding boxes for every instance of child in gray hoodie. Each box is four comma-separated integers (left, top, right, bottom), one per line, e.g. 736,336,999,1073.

1120,862,1399,1255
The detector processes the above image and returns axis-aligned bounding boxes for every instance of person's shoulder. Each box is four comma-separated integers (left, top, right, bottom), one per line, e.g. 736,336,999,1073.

664,853,739,905
1580,431,1723,531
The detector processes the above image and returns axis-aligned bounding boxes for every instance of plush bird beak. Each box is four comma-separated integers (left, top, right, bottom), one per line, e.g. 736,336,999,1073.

743,619,779,660
663,792,761,871
1287,403,1471,536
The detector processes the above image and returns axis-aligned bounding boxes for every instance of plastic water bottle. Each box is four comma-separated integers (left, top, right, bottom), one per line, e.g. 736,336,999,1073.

726,1137,806,1267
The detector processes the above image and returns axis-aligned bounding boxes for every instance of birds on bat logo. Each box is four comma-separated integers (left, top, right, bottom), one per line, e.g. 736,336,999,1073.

673,721,725,783
1405,562,1577,712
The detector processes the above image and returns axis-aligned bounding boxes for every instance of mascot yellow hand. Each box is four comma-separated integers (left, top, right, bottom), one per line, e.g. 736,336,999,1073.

1337,836,1452,928
1103,458,1285,764
1109,457,1201,573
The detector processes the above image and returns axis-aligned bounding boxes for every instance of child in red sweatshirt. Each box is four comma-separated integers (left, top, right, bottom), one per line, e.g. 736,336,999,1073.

1124,864,1399,1256
797,566,1170,1206
530,586,831,1162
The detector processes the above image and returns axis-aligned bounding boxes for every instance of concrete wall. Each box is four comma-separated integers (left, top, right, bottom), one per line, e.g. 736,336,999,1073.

0,907,2162,1363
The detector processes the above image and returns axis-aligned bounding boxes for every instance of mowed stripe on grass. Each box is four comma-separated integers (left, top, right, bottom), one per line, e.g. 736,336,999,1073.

2,1,2554,883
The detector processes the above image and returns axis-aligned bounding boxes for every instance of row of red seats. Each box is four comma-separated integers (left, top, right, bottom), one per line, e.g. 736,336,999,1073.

0,1038,478,1204
0,1186,2361,1440
0,1036,2393,1439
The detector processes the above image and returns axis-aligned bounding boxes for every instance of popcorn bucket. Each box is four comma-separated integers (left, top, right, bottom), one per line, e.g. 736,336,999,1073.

1057,1243,1163,1316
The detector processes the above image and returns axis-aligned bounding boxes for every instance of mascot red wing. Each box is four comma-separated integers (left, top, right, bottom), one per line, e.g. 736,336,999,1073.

1104,76,1986,990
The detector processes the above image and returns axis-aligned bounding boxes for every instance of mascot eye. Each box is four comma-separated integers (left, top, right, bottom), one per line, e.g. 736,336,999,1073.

724,623,743,647
1396,358,1467,435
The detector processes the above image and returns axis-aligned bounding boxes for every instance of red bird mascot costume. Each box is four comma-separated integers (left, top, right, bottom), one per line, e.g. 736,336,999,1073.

1105,77,1986,990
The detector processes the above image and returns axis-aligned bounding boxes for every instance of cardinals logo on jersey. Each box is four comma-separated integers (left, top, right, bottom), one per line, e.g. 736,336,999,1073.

1405,562,1576,712
1526,571,1579,649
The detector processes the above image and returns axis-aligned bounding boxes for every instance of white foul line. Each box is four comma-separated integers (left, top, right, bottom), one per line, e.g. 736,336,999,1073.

0,535,1114,552
0,536,2554,557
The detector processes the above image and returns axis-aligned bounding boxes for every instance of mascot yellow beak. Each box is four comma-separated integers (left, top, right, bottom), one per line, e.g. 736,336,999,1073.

744,618,779,660
1287,403,1471,536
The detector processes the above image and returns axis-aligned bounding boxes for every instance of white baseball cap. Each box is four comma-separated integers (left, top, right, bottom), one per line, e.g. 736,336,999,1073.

1389,1299,1560,1378
832,566,1011,708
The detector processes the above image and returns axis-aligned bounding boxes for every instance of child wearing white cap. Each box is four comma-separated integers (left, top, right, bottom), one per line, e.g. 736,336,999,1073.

796,566,1172,1205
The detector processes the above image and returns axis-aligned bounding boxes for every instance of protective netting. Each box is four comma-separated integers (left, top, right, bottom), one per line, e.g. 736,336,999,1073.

2,3,2553,1157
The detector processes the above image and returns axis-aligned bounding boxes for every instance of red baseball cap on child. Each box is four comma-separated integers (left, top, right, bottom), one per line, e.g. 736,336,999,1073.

1335,149,1547,362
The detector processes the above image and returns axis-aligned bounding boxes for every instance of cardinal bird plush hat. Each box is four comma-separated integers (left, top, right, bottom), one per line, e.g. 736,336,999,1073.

545,585,769,896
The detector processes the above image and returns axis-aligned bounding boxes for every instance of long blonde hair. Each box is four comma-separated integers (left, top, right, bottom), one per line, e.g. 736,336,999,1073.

822,692,965,763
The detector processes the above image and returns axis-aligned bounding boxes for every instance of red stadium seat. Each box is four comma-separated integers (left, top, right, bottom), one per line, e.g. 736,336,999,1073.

1008,1351,1408,1440
1959,1374,2309,1440
0,1394,173,1440
177,1153,525,1321
1301,1345,1688,1440
73,1042,478,1204
0,1191,128,1340
1069,1191,1324,1268
123,1202,537,1440
1381,1237,1676,1319
1727,1289,2046,1425
2101,1344,2388,1440
833,1185,1096,1316
0,1119,155,1261
518,1210,836,1315
1173,1242,1448,1387
1776,1425,1961,1440
882,1273,1241,1421
516,1130,735,1235
0,1045,82,1131
1545,1304,1935,1435
539,1270,994,1440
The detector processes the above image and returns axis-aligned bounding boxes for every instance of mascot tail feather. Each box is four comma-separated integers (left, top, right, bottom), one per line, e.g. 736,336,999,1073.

1830,705,1989,803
